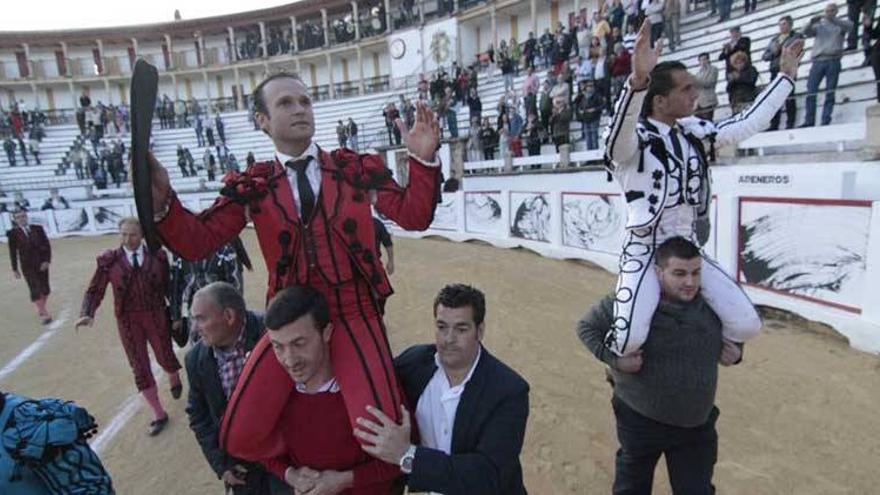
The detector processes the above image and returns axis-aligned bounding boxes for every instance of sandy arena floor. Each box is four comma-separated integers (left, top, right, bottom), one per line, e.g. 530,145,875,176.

1,232,878,494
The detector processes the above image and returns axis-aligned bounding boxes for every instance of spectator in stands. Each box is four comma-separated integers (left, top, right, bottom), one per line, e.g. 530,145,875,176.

501,51,516,92
744,0,756,14
510,37,523,74
593,45,613,114
524,31,538,69
206,125,216,147
524,112,543,157
539,80,554,137
719,26,751,71
347,118,359,151
227,152,240,173
13,191,30,211
540,28,555,68
550,95,572,151
467,88,483,125
576,55,595,84
403,99,416,129
498,115,511,161
442,87,459,139
246,152,256,167
337,120,348,149
846,0,876,54
593,10,613,48
695,52,720,120
763,16,804,130
383,102,402,146
803,3,854,127
194,115,205,147
645,0,665,46
215,114,225,144
611,42,633,100
575,80,604,150
41,189,69,210
623,23,638,54
93,166,108,190
3,136,15,167
479,118,498,160
28,132,40,165
726,51,760,114
664,0,681,51
509,108,524,157
466,117,482,161
177,145,190,178
717,0,732,21
205,149,217,182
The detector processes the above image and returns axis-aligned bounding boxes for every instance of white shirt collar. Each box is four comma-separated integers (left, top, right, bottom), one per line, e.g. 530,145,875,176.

434,345,482,391
275,141,318,166
122,244,144,263
295,377,340,394
646,117,680,136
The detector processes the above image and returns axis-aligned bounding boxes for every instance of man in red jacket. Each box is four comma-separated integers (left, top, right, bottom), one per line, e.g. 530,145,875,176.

75,217,182,436
7,210,53,324
147,73,441,456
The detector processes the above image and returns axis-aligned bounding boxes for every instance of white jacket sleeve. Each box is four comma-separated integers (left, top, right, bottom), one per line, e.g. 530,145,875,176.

713,73,794,148
604,78,647,171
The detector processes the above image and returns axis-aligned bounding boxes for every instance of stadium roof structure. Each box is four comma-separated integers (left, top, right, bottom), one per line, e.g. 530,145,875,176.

0,0,352,48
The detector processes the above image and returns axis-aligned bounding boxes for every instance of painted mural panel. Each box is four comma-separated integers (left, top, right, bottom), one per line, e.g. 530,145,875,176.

510,192,551,242
562,193,625,254
465,192,504,236
93,205,128,231
738,199,870,312
431,195,458,231
54,208,89,233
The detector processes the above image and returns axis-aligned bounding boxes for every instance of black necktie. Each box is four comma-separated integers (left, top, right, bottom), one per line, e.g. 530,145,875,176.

132,252,140,269
669,127,685,164
286,158,316,222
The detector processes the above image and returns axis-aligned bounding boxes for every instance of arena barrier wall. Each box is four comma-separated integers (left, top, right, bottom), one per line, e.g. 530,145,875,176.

390,161,880,354
2,162,878,353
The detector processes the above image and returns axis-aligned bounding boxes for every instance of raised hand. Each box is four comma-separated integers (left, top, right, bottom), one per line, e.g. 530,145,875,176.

779,38,805,80
397,101,441,163
631,20,664,90
74,316,94,331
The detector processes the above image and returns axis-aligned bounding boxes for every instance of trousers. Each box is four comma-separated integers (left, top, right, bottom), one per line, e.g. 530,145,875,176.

606,223,761,356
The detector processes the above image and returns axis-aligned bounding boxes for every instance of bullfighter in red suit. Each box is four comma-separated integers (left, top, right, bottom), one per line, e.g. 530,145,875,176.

145,73,441,458
7,210,53,324
75,217,183,437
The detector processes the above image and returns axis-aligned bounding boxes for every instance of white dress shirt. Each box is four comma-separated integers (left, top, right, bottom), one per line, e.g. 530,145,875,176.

415,347,482,456
122,244,145,267
295,377,340,394
276,142,321,216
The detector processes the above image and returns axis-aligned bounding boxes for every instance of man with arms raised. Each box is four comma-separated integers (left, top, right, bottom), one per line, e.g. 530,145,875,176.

602,21,802,358
147,73,441,455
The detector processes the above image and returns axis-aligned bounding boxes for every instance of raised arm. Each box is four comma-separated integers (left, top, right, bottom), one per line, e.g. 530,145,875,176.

604,21,661,169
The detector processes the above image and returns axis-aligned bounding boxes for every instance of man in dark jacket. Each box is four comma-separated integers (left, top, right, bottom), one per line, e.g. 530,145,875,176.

718,26,751,70
763,16,804,130
354,283,530,495
576,237,747,494
7,210,53,324
185,282,287,494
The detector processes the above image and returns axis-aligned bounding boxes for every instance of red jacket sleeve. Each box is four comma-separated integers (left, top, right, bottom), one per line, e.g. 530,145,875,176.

81,255,111,318
367,155,440,231
156,194,247,261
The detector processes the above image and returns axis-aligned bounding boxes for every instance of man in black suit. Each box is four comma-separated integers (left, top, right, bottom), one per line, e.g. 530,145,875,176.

354,283,530,495
184,282,287,494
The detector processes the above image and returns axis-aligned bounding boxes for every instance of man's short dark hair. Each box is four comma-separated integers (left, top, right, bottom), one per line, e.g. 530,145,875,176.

252,73,306,117
642,61,688,117
197,281,246,317
780,15,793,25
655,236,701,267
265,286,330,332
698,52,710,60
433,284,486,326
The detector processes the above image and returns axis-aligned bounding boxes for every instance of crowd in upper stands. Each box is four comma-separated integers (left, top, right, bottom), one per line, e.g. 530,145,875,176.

373,0,880,160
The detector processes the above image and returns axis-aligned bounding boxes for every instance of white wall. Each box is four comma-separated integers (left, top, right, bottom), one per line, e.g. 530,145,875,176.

386,158,880,354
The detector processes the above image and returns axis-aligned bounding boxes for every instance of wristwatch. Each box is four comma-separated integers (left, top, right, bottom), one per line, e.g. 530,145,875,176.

399,444,417,474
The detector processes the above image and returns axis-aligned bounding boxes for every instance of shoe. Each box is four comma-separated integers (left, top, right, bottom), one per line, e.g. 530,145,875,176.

41,316,53,325
799,123,815,128
148,415,169,436
171,384,183,400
